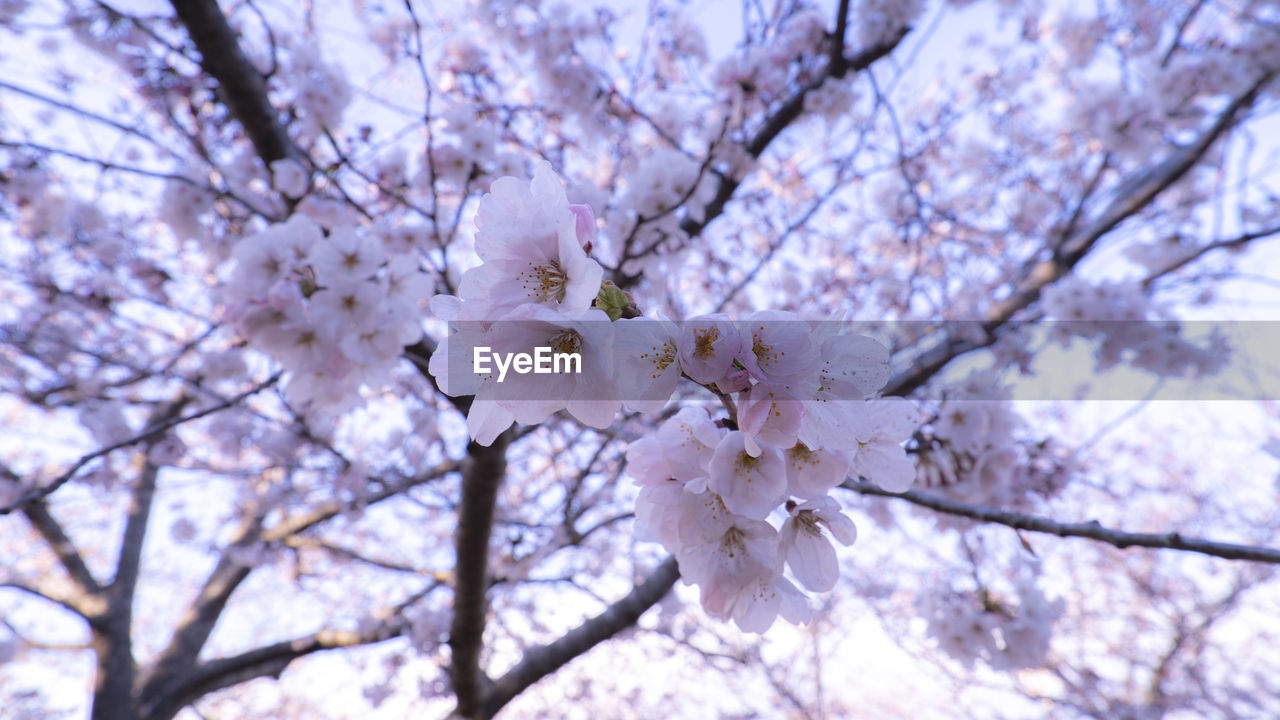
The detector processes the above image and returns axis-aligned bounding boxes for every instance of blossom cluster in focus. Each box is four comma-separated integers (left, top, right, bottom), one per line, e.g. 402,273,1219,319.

428,163,920,632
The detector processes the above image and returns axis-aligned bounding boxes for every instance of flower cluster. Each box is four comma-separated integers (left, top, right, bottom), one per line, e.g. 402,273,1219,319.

709,8,827,115
915,371,1073,526
628,395,913,632
623,319,918,631
224,214,432,417
428,161,607,443
429,163,920,632
854,0,924,47
285,41,353,144
1041,276,1228,377
923,573,1062,671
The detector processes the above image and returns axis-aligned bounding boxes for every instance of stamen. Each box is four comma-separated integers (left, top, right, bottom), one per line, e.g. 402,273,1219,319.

520,259,568,303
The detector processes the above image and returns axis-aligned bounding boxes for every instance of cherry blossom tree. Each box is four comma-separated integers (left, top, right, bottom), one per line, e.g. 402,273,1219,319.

3,0,1280,718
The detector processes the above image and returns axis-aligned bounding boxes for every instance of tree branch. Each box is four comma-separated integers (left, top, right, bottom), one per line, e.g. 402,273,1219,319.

1141,222,1280,289
883,72,1275,398
671,29,908,246
449,434,511,718
260,459,460,543
0,374,279,515
842,480,1280,564
404,338,474,414
140,620,408,720
93,399,188,720
0,581,102,625
133,459,456,718
21,499,104,602
829,0,854,71
608,26,909,289
1148,576,1259,704
481,556,680,719
111,454,162,604
113,400,189,602
167,0,297,165
135,516,264,719
91,445,170,720
0,79,169,148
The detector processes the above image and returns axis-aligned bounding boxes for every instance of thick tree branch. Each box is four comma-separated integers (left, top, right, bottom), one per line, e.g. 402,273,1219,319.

883,73,1275,398
93,396,185,720
135,516,264,719
6,461,107,624
842,480,1280,564
829,0,853,70
113,400,189,602
608,26,909,289
90,607,138,720
112,456,162,604
481,556,680,719
91,415,181,719
449,434,511,718
134,461,456,718
21,499,104,601
0,581,102,625
141,620,409,720
167,0,297,165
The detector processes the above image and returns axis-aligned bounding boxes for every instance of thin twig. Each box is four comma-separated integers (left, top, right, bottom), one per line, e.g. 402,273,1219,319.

843,480,1280,564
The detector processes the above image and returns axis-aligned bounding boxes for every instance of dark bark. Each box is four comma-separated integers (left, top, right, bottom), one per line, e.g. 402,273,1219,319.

91,611,141,720
23,500,103,602
141,624,407,720
449,434,511,718
90,400,191,720
135,518,262,719
88,459,159,720
167,0,297,165
482,557,681,718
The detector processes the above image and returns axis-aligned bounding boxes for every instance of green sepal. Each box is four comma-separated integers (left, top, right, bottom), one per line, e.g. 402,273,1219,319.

594,281,631,321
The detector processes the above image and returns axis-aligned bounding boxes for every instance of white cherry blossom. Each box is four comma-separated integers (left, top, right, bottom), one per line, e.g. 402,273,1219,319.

737,382,804,457
779,495,857,592
797,333,892,450
783,443,853,499
707,431,787,518
655,406,726,485
458,161,603,319
678,313,745,385
433,303,619,443
270,158,309,198
310,226,385,284
614,316,682,413
737,310,819,384
847,396,919,493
